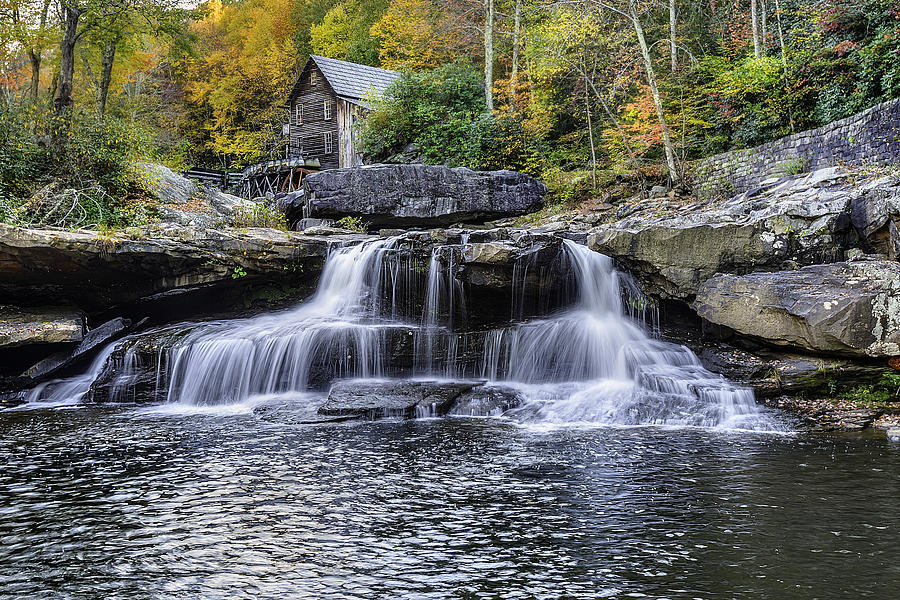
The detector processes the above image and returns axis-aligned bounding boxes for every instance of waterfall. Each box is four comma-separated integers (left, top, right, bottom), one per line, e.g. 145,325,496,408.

20,235,782,430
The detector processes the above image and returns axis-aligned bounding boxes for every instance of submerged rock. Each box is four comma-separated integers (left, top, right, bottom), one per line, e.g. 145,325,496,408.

319,380,477,419
694,260,900,358
289,164,545,228
318,380,524,420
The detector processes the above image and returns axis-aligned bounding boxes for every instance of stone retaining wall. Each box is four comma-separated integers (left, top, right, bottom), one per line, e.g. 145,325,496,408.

695,98,900,196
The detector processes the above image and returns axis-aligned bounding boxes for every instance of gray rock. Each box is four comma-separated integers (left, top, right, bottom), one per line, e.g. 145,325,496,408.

0,222,363,310
135,163,253,227
588,169,865,299
693,261,900,358
297,218,335,231
137,162,197,205
649,185,668,199
698,343,890,397
0,305,85,349
318,380,478,419
449,384,525,416
293,164,545,228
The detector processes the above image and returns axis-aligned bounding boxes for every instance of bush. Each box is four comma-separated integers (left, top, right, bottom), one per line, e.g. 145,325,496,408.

336,215,368,232
467,113,546,176
232,202,289,230
0,100,156,228
359,62,548,175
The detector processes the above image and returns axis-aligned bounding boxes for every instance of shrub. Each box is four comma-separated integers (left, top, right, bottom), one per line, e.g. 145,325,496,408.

0,100,157,229
232,202,288,230
336,215,369,232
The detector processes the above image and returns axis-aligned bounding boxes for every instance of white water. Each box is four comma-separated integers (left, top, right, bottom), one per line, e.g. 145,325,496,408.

20,236,783,430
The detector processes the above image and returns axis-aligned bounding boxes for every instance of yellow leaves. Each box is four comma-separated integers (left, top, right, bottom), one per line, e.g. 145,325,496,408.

184,0,300,162
370,0,440,71
311,4,353,60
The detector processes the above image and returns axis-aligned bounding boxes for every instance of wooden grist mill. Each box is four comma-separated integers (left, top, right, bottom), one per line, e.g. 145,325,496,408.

236,55,400,199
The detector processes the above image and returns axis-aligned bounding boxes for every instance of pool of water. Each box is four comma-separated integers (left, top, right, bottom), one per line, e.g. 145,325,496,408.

1,400,897,599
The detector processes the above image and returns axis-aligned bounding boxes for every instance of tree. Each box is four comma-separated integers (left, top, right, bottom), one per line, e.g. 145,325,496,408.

310,3,353,59
508,0,521,111
750,0,761,58
483,0,494,110
370,0,440,70
53,1,178,116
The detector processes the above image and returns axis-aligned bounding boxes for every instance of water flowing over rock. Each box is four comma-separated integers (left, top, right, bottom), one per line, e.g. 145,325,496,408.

281,164,546,228
693,260,900,358
24,232,783,431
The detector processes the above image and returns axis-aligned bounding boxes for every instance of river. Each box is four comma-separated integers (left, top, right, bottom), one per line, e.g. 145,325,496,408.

1,404,897,599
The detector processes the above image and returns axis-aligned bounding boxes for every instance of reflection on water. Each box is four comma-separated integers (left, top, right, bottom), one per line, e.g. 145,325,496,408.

0,404,897,599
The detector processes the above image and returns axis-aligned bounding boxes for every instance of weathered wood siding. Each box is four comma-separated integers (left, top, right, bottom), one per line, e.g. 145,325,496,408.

288,63,339,170
337,99,366,168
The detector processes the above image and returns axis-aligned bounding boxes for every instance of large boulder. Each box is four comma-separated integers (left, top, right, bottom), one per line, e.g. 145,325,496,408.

848,174,900,259
588,167,862,299
693,260,900,358
285,164,545,228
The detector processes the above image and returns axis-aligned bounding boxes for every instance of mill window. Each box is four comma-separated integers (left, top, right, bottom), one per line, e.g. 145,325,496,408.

324,132,334,154
295,103,302,125
323,99,332,120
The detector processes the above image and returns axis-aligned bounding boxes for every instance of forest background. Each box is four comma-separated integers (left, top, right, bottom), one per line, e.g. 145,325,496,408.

2,0,899,226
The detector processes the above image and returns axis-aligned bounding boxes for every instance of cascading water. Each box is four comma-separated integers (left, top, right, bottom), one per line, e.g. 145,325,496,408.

20,234,783,430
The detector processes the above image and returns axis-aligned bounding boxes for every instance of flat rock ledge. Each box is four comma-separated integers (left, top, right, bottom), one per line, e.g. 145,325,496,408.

0,223,367,309
0,305,85,349
693,260,900,358
318,380,524,420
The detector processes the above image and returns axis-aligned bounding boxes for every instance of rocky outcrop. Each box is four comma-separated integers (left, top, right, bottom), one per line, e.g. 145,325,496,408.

0,223,363,310
136,163,252,228
693,260,900,358
282,164,545,227
0,305,85,348
318,380,523,420
848,174,900,259
25,317,136,380
587,167,861,299
698,343,890,398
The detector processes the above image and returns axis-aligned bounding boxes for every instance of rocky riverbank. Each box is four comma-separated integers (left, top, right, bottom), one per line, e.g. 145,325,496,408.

2,163,899,430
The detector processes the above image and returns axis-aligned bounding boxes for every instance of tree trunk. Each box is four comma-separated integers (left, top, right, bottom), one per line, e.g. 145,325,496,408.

509,0,521,112
28,50,42,105
773,0,793,132
760,0,767,50
751,0,761,58
98,39,117,116
669,0,677,73
629,0,680,185
55,5,82,114
584,77,597,189
484,0,494,112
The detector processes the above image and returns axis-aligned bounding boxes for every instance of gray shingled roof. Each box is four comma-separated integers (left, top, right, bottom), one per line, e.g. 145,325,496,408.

289,56,400,103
